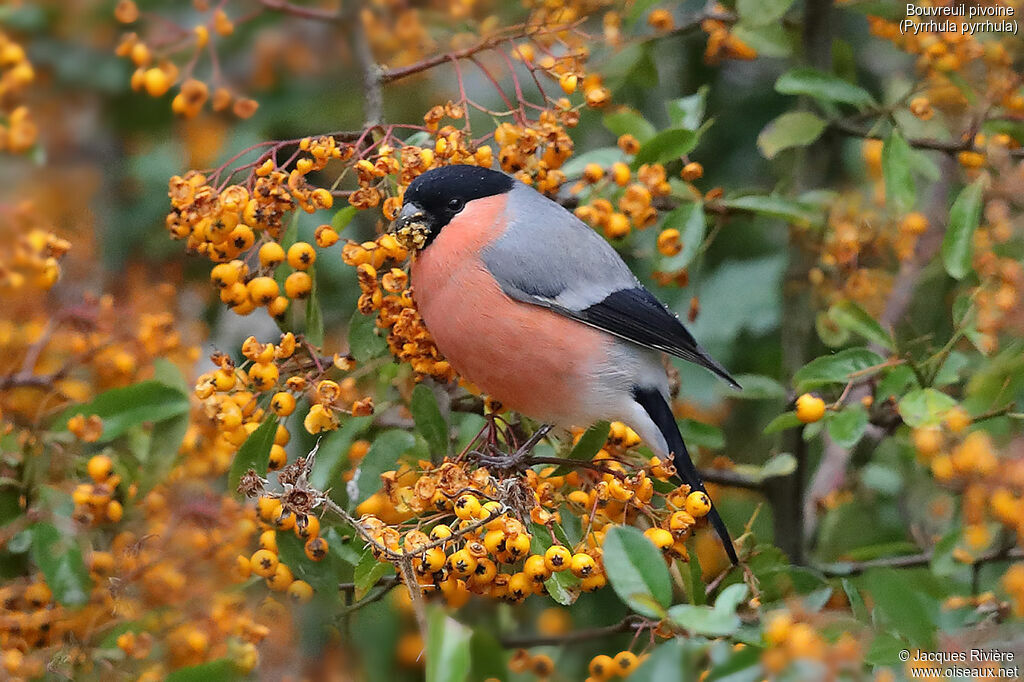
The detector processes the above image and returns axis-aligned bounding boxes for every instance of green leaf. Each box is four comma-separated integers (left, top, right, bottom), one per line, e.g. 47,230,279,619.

668,584,747,637
687,536,704,605
152,357,189,393
354,546,391,598
332,206,358,233
941,178,984,280
56,381,189,443
678,419,724,449
166,659,240,682
842,578,869,622
603,108,656,143
410,384,449,459
721,195,824,226
738,0,796,25
707,644,762,681
309,415,372,492
668,604,740,637
561,147,626,177
426,607,472,682
352,430,416,509
667,87,708,130
545,569,580,606
862,568,936,647
551,421,608,476
731,21,792,58
658,202,706,272
29,523,90,606
304,266,324,347
279,210,300,250
628,640,696,682
775,67,875,107
757,112,826,159
758,452,798,479
793,348,886,391
602,525,672,618
826,405,869,448
882,130,916,214
897,388,956,428
0,488,21,527
712,577,745,610
141,413,188,493
348,308,388,362
227,418,277,495
625,0,660,25
634,128,699,167
763,412,802,434
469,630,507,682
827,301,893,350
724,374,786,400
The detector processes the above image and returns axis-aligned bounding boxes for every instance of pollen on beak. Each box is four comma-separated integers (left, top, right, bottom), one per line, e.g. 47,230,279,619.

389,202,431,250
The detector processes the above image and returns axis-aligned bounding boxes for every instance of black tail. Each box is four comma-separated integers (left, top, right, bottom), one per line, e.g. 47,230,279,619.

633,386,738,565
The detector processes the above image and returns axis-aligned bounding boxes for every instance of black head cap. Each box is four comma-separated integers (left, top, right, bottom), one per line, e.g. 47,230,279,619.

394,165,515,247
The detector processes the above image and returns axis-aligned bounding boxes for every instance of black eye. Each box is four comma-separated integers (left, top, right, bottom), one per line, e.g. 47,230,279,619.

447,198,464,212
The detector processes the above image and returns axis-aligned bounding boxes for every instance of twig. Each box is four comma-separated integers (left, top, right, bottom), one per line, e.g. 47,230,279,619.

259,0,340,22
830,118,1024,160
378,22,581,84
499,615,650,648
817,546,1024,577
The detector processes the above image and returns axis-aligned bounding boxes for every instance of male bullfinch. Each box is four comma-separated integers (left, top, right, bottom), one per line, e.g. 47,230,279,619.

391,165,740,565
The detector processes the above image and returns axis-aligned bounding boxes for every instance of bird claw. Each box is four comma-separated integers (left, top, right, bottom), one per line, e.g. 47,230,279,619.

468,424,553,474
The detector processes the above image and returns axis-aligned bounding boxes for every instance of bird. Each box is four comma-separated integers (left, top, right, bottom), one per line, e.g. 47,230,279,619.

390,164,740,565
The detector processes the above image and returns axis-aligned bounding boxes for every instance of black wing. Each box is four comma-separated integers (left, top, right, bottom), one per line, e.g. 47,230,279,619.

560,287,740,389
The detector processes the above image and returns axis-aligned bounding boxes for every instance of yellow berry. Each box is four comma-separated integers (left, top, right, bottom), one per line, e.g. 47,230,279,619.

258,242,286,268
268,444,287,470
544,545,572,572
87,454,114,482
304,536,328,561
106,500,124,522
644,527,674,552
559,73,578,94
287,580,313,603
684,491,712,518
795,393,826,423
570,552,596,578
250,549,279,578
524,554,551,583
944,406,971,433
247,276,279,306
454,494,481,520
270,392,296,416
286,241,316,270
589,654,615,679
284,271,312,299
613,651,639,674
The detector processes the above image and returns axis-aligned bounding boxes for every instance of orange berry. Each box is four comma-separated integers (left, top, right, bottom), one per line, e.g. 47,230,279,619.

795,393,826,423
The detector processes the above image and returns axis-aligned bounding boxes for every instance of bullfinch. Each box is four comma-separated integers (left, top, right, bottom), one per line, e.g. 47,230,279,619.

390,165,740,565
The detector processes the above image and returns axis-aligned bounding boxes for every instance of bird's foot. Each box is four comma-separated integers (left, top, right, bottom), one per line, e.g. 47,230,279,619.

468,424,553,474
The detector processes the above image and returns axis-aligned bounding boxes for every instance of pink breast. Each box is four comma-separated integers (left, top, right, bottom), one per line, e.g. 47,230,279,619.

411,195,608,423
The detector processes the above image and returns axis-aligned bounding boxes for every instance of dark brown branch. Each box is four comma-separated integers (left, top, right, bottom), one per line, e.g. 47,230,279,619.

499,616,649,648
817,546,1024,577
830,118,1024,159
